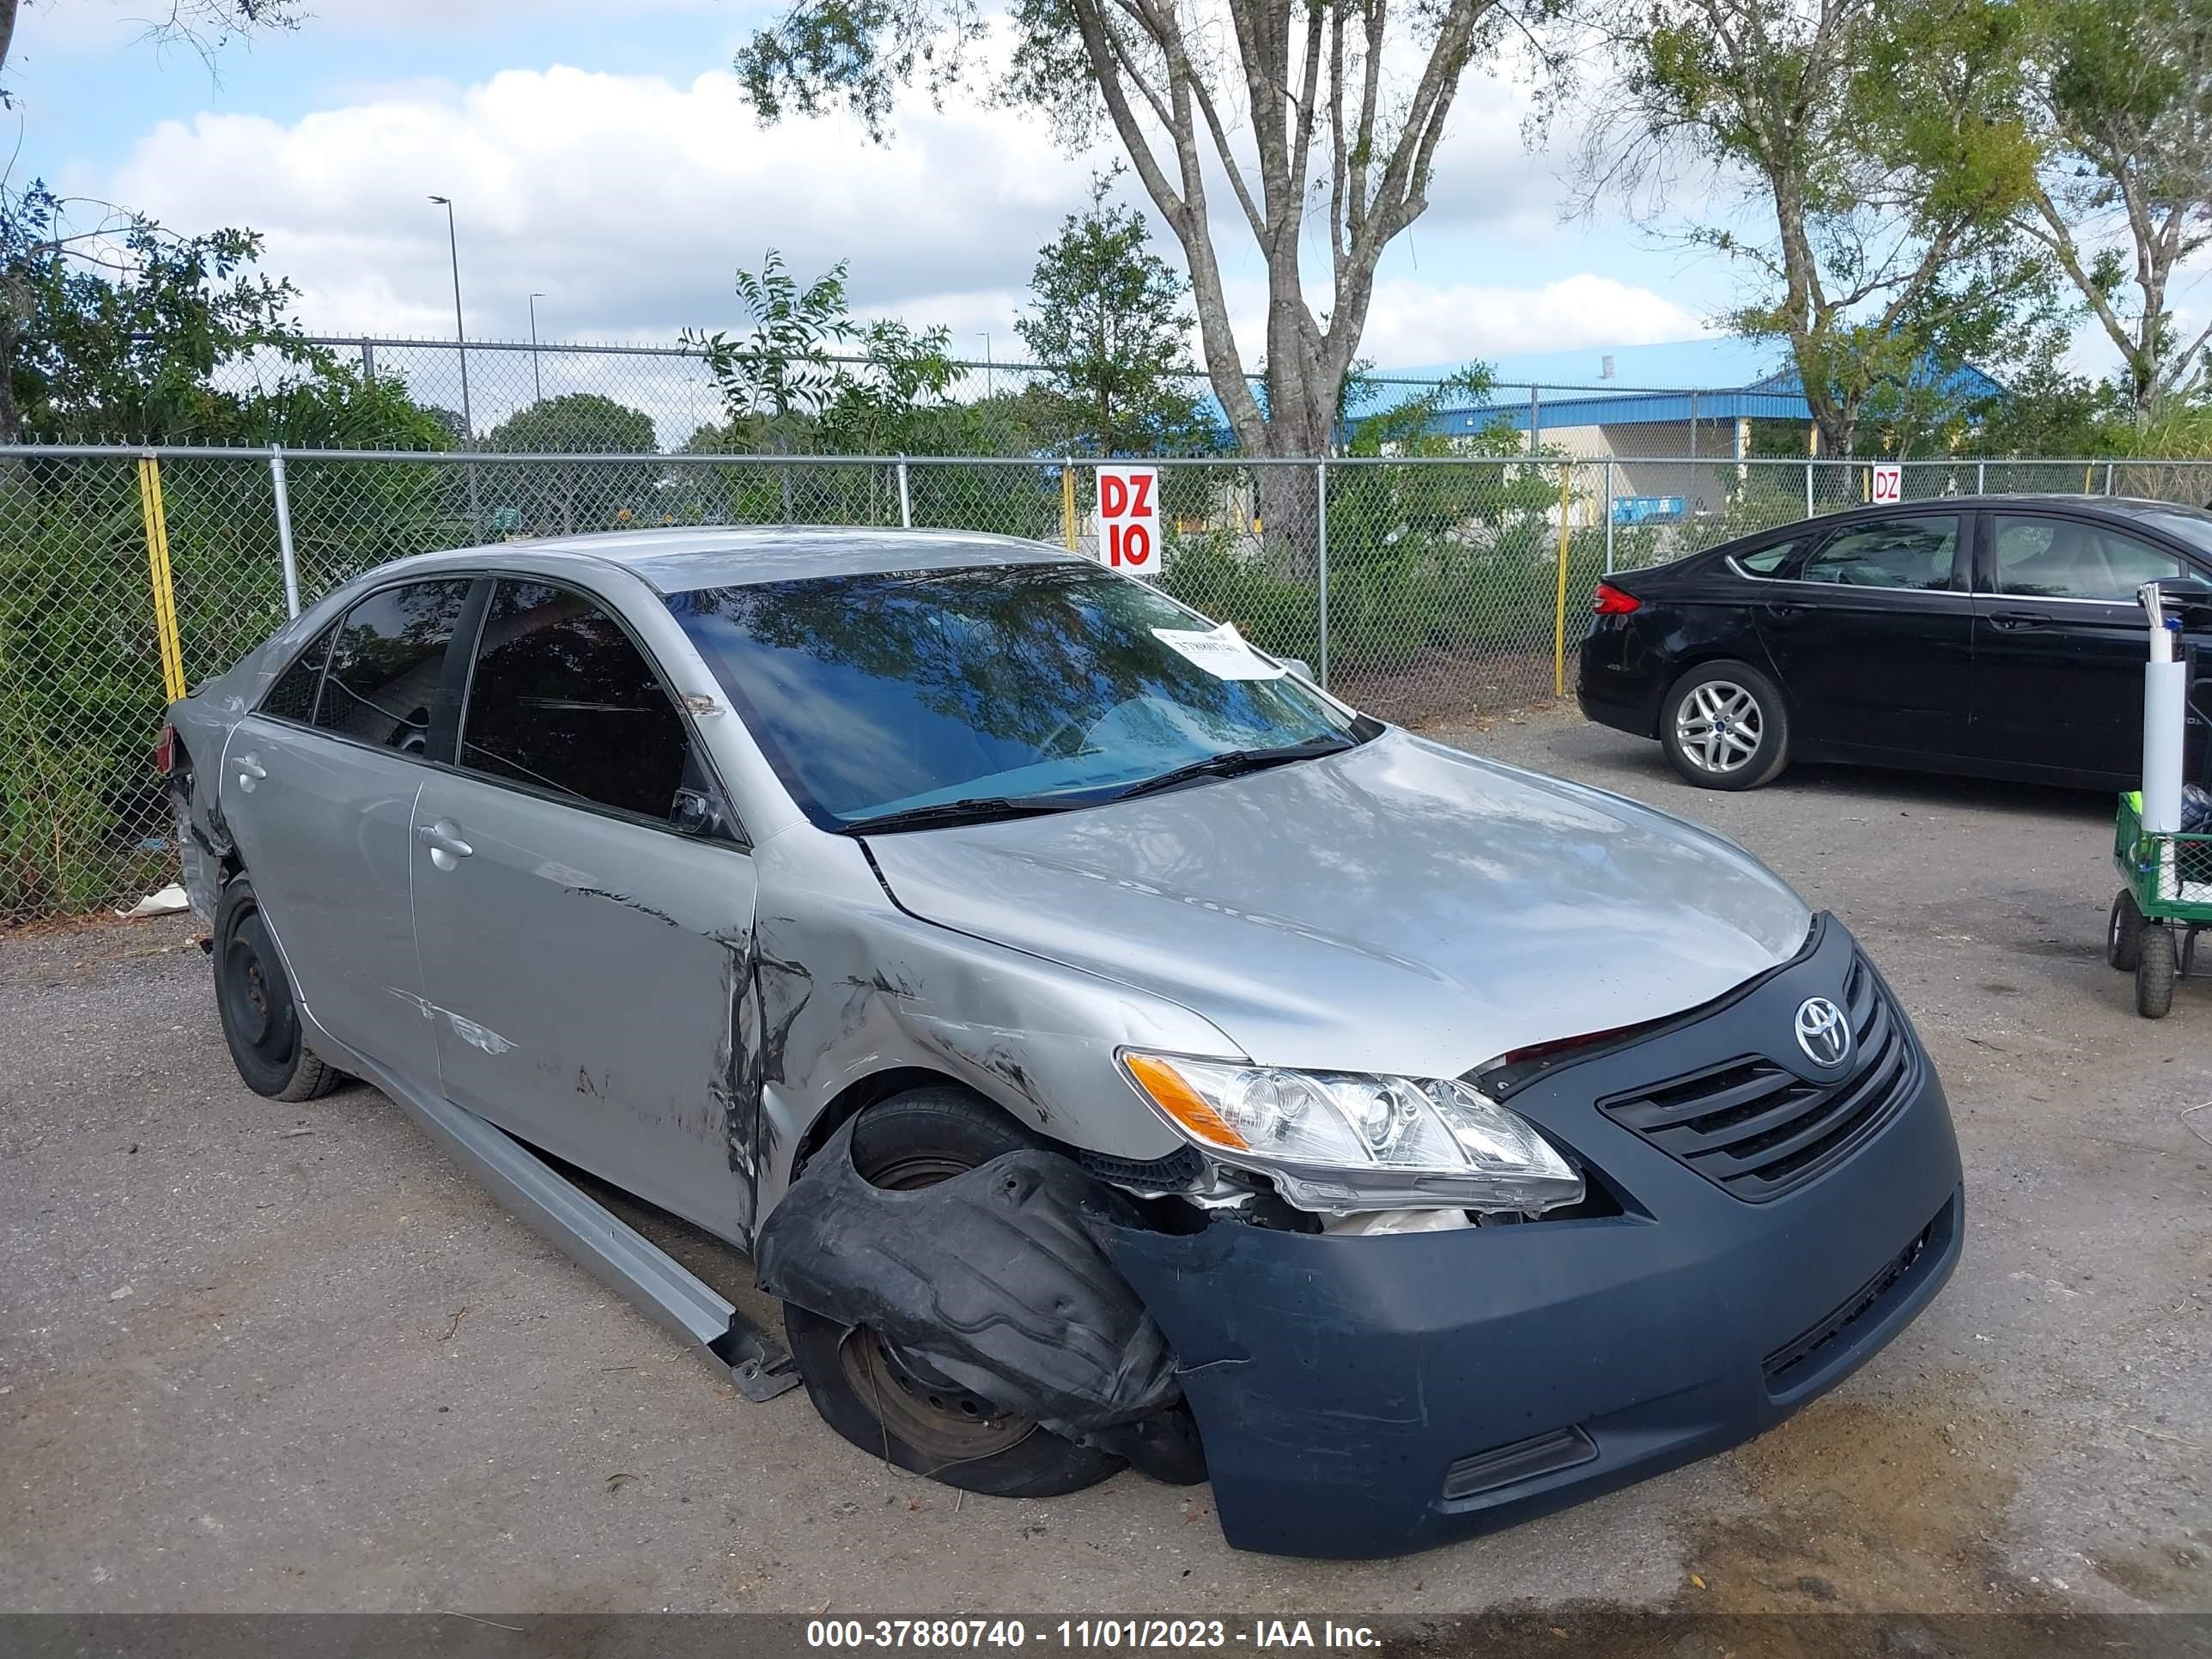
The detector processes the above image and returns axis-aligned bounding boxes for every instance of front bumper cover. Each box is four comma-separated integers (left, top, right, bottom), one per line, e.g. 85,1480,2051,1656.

1106,916,1964,1559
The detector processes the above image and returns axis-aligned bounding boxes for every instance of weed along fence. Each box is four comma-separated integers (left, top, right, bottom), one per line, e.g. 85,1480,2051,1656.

5,444,2212,924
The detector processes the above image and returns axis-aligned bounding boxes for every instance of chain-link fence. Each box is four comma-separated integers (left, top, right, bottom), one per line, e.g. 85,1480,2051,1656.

6,444,2211,923
203,336,1819,457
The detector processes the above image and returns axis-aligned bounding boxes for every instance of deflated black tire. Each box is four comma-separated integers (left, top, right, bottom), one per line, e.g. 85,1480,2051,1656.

782,1086,1127,1498
214,872,342,1102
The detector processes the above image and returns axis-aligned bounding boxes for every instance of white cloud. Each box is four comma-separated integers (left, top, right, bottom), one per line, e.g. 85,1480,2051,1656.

100,64,1091,343
83,58,1717,442
1225,273,1709,370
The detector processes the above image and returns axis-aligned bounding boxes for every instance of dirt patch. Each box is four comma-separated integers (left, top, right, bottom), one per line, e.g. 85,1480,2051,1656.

1680,1381,2035,1614
1332,648,1555,730
2090,1540,2212,1608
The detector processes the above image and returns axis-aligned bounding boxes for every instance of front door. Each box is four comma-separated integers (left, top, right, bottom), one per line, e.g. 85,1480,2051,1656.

1752,511,1974,760
1968,510,2204,779
409,577,761,1244
221,576,476,1080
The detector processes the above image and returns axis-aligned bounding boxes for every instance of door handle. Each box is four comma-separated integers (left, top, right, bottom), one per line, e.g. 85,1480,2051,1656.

1765,600,1808,620
234,752,266,792
1988,610,2051,630
416,820,473,866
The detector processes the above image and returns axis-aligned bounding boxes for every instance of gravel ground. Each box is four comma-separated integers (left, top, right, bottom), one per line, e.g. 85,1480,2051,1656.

2,704,2207,1618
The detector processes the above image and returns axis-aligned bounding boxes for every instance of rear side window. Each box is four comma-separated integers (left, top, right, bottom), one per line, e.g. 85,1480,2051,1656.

260,625,334,723
1992,515,2185,600
1799,515,1958,591
459,580,691,821
1734,536,1810,576
312,579,474,755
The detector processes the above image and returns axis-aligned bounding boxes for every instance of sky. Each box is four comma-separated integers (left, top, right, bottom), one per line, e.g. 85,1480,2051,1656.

30,0,2190,402
6,0,1760,385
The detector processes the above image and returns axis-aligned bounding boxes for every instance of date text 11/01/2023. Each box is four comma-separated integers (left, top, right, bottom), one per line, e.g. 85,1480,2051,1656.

805,1622,1382,1650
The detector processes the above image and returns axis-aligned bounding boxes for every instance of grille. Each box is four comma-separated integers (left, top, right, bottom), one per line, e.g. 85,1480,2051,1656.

1597,957,1913,1202
1762,1210,1941,1389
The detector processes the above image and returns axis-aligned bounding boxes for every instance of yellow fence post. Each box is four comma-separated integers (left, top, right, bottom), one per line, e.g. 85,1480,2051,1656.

137,455,188,705
1061,463,1079,552
1553,461,1574,699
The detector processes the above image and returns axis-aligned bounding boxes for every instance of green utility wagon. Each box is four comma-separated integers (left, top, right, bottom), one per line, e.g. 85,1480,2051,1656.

2109,791,2212,1018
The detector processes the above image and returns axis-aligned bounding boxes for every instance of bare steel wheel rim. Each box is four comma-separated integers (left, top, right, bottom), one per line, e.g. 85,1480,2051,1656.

1675,680,1764,775
837,1325,1036,1465
837,1146,1039,1467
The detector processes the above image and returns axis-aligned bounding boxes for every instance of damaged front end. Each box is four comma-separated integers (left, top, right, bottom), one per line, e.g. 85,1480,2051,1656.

753,1116,1204,1483
756,921,1963,1560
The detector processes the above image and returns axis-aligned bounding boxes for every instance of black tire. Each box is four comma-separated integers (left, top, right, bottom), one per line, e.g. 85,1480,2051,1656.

2108,890,2147,972
213,873,342,1101
1659,659,1793,791
2136,925,2177,1019
783,1086,1127,1499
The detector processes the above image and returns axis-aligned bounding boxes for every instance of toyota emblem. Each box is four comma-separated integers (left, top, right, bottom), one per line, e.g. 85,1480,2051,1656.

1794,997,1851,1068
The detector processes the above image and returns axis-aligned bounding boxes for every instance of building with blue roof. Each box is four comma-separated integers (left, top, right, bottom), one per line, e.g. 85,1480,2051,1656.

1346,336,2005,523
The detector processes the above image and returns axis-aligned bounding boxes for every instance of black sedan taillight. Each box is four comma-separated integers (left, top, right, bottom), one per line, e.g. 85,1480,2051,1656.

1593,581,1641,615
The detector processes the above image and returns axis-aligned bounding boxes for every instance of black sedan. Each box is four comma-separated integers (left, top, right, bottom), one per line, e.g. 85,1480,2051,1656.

1578,495,2212,790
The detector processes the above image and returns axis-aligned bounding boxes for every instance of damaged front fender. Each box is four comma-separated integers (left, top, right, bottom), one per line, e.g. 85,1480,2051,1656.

754,1117,1181,1443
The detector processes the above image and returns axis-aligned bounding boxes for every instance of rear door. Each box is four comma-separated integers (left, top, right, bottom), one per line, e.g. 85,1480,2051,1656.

1751,511,1973,758
409,575,762,1243
220,576,477,1079
1969,510,2202,779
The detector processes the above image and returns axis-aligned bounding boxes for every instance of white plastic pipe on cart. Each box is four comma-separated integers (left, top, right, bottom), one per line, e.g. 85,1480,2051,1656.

2141,582,2187,836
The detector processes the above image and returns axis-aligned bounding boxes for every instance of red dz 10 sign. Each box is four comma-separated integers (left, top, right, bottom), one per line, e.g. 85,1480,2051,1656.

1097,465,1159,572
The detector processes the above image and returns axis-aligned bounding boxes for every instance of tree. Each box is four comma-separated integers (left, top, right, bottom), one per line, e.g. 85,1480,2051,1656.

483,393,659,454
1580,0,2051,457
732,0,1570,471
684,250,963,454
0,185,445,447
2016,0,2212,422
1,1,304,102
1017,172,1207,455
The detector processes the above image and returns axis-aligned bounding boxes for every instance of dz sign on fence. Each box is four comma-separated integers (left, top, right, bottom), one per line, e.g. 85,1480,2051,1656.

1871,462,1903,505
1097,465,1158,574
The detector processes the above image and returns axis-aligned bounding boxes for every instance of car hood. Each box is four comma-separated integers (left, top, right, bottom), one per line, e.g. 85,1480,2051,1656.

865,729,1812,1078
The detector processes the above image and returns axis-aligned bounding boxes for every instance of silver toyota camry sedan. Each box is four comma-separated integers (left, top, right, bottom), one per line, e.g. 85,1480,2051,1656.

163,527,1962,1559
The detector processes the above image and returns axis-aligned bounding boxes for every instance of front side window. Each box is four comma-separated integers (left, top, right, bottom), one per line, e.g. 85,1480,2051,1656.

261,623,335,723
459,580,692,821
313,579,473,753
1991,515,2184,600
665,561,1374,828
1798,516,1959,591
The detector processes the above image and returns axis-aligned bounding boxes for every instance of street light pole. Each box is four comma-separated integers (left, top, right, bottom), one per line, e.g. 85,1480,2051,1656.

528,292,548,404
428,195,481,530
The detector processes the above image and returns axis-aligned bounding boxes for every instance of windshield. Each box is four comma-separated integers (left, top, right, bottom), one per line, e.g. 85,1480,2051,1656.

665,561,1375,828
2136,506,2212,562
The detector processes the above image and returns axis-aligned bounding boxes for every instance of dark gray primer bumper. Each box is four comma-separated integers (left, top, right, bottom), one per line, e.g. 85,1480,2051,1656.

1107,918,1963,1559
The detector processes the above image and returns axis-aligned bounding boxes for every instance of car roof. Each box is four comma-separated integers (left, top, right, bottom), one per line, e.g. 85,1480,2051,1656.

1800,494,2212,525
410,526,1088,593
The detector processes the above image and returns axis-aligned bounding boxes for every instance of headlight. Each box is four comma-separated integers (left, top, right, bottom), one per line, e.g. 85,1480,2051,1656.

1121,1052,1584,1216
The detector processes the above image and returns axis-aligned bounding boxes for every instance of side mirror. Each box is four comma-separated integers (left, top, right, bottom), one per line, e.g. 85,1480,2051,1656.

670,787,724,839
2147,576,2212,628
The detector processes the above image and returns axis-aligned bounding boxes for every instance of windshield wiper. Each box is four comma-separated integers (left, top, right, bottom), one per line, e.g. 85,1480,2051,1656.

836,795,1089,836
1104,738,1358,804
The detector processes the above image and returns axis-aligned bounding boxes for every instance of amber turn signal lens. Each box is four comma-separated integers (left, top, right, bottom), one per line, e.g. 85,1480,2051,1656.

1123,1053,1251,1151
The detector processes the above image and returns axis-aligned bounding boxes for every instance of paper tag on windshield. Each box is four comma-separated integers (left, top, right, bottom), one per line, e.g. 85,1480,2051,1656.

1152,623,1285,681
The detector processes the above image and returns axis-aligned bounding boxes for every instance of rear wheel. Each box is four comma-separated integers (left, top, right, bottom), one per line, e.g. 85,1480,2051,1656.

1659,660,1792,791
783,1087,1127,1498
2136,926,2177,1019
2108,890,2146,972
214,873,342,1101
